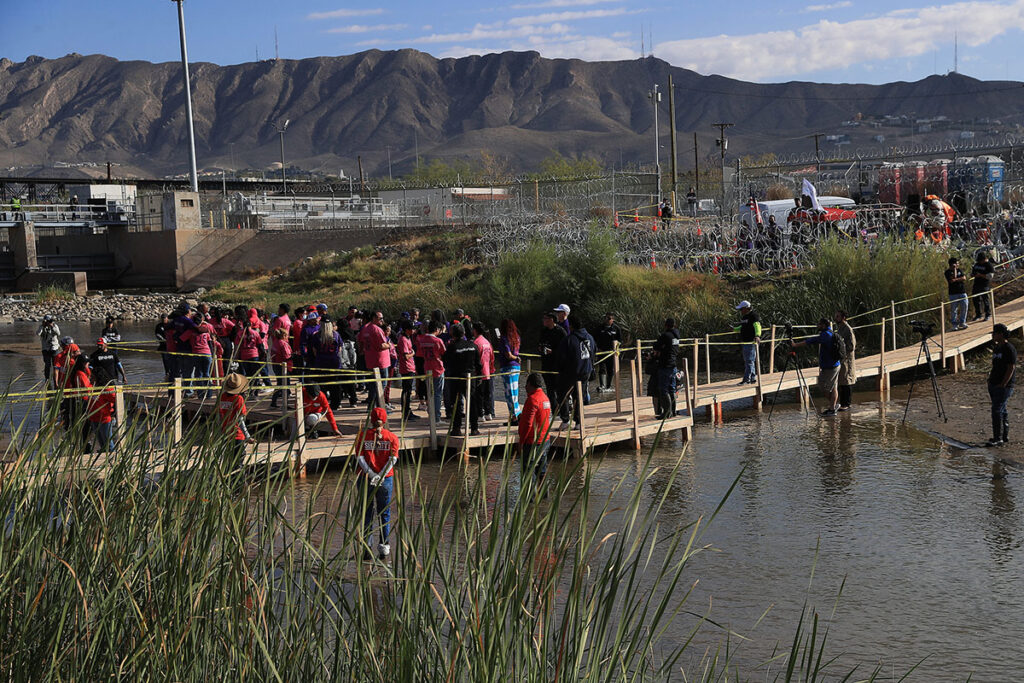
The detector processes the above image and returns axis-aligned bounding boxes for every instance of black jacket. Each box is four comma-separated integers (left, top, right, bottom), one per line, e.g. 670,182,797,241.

539,325,567,372
652,329,680,369
593,322,623,351
443,339,481,379
556,329,596,379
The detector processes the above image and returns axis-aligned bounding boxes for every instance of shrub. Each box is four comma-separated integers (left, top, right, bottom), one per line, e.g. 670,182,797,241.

33,283,74,303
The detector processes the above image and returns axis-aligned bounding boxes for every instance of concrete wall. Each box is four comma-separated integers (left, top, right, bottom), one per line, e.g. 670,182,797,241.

18,271,87,296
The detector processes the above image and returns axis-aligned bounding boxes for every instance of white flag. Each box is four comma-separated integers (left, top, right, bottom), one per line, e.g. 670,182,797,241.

802,178,823,211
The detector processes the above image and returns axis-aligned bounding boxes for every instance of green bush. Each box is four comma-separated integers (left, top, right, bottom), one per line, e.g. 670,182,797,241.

32,283,74,303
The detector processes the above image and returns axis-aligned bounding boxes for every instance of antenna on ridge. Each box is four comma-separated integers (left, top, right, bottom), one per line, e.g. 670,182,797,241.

275,27,280,61
954,31,958,74
641,24,645,58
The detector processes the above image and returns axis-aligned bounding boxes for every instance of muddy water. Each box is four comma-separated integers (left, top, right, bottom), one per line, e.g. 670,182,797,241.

283,406,1023,680
1,322,1021,678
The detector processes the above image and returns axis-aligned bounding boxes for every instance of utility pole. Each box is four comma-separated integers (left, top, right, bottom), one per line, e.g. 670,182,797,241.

171,0,199,193
668,74,678,205
274,118,290,193
712,123,733,217
811,132,825,179
385,145,393,181
648,84,662,200
693,132,699,196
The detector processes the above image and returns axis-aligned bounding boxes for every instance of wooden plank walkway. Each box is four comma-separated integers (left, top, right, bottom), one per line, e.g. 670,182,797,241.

41,293,1024,479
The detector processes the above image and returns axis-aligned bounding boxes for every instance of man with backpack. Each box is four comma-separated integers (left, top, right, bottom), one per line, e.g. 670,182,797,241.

555,315,596,425
791,317,845,416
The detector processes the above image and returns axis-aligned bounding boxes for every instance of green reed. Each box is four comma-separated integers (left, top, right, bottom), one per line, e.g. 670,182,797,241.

0,389,886,681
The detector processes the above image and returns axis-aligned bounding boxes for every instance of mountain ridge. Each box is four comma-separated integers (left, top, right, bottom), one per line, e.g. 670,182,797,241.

1,49,1022,178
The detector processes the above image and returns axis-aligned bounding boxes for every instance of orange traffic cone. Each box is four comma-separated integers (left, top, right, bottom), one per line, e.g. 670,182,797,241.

633,209,640,223
650,254,657,269
613,214,620,228
652,222,658,232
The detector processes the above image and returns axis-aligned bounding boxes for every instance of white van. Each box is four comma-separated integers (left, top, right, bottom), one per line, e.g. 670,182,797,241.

738,196,856,230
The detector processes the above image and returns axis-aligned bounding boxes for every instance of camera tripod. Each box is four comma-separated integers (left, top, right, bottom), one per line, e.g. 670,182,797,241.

901,328,947,425
768,328,816,420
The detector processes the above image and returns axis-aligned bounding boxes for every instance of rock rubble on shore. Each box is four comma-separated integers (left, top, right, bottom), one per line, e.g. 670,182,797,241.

0,290,228,323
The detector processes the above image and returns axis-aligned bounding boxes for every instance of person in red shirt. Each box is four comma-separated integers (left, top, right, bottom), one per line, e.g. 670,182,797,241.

397,320,419,421
518,373,553,484
362,312,393,407
418,321,447,422
86,387,117,452
218,373,251,463
356,407,400,560
302,384,341,438
290,306,306,369
63,354,93,451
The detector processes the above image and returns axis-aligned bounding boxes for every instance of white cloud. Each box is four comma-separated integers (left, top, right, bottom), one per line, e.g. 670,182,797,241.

306,8,385,20
510,0,614,8
656,0,1024,81
506,8,632,25
409,22,575,44
327,23,408,34
422,24,433,30
803,1,852,11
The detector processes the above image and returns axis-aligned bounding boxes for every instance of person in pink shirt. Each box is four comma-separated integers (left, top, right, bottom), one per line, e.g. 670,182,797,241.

179,314,216,398
471,322,496,421
362,312,393,406
290,306,306,368
397,320,419,421
419,320,446,421
234,312,264,389
270,327,293,408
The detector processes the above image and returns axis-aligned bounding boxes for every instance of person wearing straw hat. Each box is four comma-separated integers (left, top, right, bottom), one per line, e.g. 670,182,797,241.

733,301,761,386
218,373,252,462
356,407,400,560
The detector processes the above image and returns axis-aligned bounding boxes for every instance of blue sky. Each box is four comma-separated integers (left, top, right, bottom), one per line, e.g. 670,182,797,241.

4,0,1024,83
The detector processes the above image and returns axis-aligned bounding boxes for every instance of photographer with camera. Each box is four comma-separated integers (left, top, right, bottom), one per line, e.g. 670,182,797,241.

986,324,1016,447
790,318,842,416
834,310,857,411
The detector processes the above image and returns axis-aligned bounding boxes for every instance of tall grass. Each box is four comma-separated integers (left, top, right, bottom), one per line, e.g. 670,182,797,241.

0,390,879,680
32,283,74,304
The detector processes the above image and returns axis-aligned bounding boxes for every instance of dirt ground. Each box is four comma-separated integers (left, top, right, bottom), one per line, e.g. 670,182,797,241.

902,344,1023,462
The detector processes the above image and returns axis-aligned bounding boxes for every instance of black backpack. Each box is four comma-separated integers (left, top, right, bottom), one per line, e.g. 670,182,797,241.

831,330,848,362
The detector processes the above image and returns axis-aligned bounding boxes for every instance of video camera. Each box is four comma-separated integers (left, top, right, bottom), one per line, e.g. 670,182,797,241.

909,320,935,337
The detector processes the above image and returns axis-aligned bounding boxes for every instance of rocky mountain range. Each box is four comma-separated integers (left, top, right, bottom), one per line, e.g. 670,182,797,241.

2,49,1024,179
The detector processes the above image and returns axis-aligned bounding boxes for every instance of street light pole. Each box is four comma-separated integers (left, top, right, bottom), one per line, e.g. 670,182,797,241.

273,118,290,194
171,0,199,193
648,84,662,200
386,145,393,181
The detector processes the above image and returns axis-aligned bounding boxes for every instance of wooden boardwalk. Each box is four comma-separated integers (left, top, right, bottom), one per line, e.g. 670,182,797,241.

81,292,1024,477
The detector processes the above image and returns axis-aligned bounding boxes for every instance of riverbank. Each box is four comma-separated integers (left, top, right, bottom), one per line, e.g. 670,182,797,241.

904,351,1023,460
0,290,225,323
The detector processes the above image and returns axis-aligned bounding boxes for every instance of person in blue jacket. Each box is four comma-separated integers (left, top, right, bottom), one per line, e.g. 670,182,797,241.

791,318,841,416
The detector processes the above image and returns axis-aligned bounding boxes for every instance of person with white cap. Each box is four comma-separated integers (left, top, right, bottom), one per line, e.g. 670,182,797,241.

733,301,761,385
554,304,571,334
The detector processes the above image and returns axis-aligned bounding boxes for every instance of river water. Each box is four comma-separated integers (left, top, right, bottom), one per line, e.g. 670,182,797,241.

1,321,1021,679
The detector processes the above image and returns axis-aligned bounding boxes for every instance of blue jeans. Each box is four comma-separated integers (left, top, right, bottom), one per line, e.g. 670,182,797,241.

362,475,394,546
989,384,1014,440
92,419,117,452
741,343,757,383
950,293,968,327
194,354,212,398
431,375,444,422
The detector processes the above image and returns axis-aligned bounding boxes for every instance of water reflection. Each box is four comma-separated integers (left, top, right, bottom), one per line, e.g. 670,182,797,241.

986,460,1019,565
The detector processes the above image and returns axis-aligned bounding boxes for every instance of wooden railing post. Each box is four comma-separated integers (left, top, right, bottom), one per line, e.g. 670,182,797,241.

613,341,622,414
114,385,125,447
635,340,644,381
425,374,438,453
293,379,306,478
372,368,386,408
878,318,887,393
704,334,711,385
171,377,183,445
890,300,897,350
990,290,997,325
628,359,640,450
463,373,472,460
682,358,694,420
575,380,587,456
692,339,699,397
768,324,777,375
939,301,947,365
